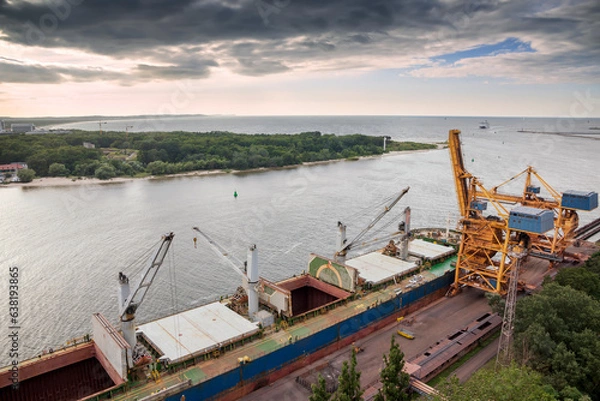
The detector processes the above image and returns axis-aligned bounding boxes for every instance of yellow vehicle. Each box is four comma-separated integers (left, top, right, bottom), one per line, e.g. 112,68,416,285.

397,328,415,340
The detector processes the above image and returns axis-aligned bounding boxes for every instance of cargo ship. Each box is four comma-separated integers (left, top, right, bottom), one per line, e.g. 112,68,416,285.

0,187,459,401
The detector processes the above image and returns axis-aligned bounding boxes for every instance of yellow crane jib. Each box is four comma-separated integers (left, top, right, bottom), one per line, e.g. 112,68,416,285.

447,130,597,296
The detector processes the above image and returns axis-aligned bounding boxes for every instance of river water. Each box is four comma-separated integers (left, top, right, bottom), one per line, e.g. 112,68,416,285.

2,116,599,364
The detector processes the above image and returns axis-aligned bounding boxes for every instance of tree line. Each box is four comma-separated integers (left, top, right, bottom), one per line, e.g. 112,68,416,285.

0,130,435,181
511,252,600,400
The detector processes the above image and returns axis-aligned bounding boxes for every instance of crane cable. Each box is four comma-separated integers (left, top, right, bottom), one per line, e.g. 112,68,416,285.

123,238,163,279
168,239,182,361
343,193,397,223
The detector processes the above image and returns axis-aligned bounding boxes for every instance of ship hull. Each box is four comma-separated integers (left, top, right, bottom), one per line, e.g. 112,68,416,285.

166,271,454,401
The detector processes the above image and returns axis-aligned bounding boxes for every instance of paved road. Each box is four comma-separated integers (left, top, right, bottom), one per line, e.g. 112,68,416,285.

241,288,492,401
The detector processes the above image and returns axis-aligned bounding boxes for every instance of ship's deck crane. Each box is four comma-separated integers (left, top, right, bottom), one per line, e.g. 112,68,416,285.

335,186,410,261
192,227,260,320
192,226,247,280
118,233,175,353
448,129,596,295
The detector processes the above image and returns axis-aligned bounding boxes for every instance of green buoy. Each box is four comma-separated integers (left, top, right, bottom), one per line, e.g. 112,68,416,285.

234,190,238,198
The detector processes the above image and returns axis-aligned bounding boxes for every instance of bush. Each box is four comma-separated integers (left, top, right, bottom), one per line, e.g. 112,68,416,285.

146,160,168,175
73,160,102,177
94,164,117,180
48,163,70,177
17,168,36,183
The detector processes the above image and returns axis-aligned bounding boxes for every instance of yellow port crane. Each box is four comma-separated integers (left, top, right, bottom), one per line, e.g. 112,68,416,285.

448,129,596,295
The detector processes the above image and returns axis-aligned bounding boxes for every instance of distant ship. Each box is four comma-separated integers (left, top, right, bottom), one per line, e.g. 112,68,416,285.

479,120,490,129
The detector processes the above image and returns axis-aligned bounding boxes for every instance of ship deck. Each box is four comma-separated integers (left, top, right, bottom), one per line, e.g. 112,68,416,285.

107,259,455,400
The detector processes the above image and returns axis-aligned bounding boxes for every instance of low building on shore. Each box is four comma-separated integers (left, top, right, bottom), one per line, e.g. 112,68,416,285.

11,123,36,133
0,162,28,182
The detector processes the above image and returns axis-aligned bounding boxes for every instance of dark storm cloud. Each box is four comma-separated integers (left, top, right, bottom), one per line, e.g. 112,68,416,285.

235,58,289,76
0,0,440,53
0,0,598,83
134,59,218,80
0,57,217,84
347,34,373,45
300,40,336,52
0,59,122,83
0,60,63,83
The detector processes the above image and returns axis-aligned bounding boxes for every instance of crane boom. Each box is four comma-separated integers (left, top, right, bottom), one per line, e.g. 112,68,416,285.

192,226,246,279
448,129,471,217
119,232,174,320
336,186,409,257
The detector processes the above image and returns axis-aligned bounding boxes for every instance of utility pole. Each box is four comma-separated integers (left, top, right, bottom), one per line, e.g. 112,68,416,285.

496,250,525,367
125,125,133,143
98,120,107,135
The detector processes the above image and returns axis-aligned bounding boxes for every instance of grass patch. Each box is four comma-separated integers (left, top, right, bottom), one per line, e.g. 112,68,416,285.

386,141,436,152
426,331,500,388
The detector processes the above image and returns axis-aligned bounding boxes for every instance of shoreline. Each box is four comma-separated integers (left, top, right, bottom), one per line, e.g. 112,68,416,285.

4,147,441,189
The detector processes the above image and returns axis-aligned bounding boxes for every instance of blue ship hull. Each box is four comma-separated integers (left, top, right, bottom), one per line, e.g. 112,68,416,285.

168,271,454,400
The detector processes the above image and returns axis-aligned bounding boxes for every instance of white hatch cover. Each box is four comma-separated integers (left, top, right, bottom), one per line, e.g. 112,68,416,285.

137,301,259,364
345,252,418,285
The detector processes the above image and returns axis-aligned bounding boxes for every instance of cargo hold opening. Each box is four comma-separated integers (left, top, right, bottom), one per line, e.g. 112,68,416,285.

277,275,351,317
0,342,117,401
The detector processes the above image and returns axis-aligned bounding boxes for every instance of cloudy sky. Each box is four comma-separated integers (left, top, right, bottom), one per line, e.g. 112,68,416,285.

0,0,599,117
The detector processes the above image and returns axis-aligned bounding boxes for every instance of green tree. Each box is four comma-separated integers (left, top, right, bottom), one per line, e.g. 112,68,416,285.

374,336,410,401
146,160,168,175
26,154,49,176
555,266,600,300
48,162,70,177
514,283,600,399
17,168,36,183
334,349,363,401
310,374,331,401
434,364,557,401
583,252,600,275
94,164,116,180
485,293,505,316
